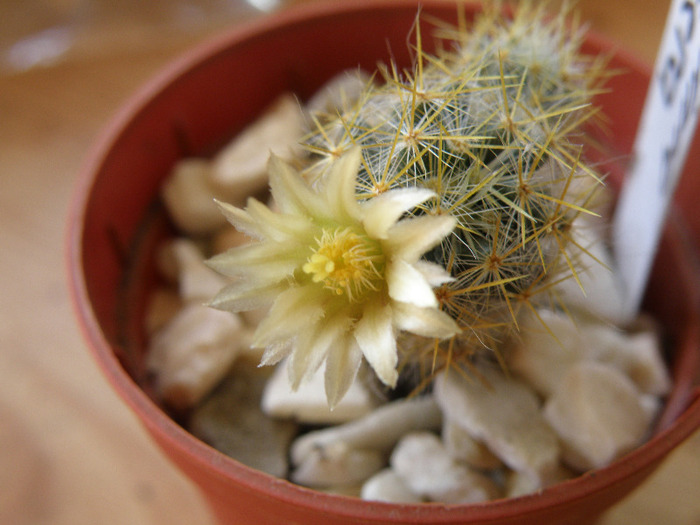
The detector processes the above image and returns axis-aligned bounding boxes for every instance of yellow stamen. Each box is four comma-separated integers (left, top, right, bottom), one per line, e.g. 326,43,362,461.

303,227,384,301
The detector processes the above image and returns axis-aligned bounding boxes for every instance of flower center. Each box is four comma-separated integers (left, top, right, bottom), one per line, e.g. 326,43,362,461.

303,227,384,301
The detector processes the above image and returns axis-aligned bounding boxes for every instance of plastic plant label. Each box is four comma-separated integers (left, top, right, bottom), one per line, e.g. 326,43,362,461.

613,0,700,319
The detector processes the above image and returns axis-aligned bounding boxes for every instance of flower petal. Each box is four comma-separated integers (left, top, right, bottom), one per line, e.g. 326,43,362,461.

206,242,302,281
215,199,262,239
393,301,460,339
413,260,455,287
260,340,293,367
253,286,325,347
288,313,353,390
362,187,436,239
208,279,284,313
384,214,456,262
268,154,328,218
324,335,363,409
245,198,315,243
354,302,398,387
323,146,363,222
387,258,438,308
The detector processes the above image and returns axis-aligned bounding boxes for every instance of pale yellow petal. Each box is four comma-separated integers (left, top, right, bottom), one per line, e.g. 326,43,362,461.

323,146,363,222
206,242,302,281
245,198,315,243
215,199,262,239
324,335,363,409
392,301,460,339
413,260,455,287
268,154,328,218
208,279,285,313
253,286,325,347
354,302,398,388
260,341,293,367
362,187,436,239
387,259,438,308
384,214,456,262
288,313,353,390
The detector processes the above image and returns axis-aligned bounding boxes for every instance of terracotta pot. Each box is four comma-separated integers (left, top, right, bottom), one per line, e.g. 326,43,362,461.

68,1,700,524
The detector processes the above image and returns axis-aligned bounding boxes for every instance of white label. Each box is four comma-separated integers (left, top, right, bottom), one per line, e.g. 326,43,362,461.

613,0,700,319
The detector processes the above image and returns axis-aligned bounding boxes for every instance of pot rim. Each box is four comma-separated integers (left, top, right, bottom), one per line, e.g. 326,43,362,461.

66,0,700,521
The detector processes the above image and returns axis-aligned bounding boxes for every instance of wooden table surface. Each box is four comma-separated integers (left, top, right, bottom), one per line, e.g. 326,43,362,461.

2,1,699,524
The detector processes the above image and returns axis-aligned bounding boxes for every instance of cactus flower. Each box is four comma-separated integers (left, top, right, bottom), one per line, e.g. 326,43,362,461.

208,148,458,406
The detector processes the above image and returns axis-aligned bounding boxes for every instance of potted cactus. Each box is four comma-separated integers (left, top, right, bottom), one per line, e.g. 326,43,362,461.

69,1,700,524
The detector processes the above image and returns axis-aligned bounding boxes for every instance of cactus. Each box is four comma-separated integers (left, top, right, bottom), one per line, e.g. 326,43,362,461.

300,2,609,383
209,2,610,403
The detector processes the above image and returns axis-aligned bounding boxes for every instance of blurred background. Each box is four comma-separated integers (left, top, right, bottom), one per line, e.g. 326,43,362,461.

1,1,698,524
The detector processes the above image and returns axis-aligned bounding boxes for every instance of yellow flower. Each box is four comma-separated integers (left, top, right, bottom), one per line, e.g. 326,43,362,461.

208,148,459,407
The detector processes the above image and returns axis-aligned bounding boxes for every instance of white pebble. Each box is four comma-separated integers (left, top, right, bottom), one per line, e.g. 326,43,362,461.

291,441,385,488
640,393,664,422
509,308,589,398
168,238,229,304
209,93,304,204
552,216,628,325
505,464,573,498
442,419,503,470
261,361,379,425
593,328,671,396
189,360,297,478
361,468,424,503
147,303,244,409
543,361,653,472
290,396,442,467
434,367,561,486
390,432,501,504
162,158,228,235
509,309,670,398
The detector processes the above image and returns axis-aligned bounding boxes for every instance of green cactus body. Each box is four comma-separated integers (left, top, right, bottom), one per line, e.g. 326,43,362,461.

302,3,608,378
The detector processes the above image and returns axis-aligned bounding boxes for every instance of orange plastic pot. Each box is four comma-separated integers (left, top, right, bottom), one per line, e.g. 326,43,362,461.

67,1,700,524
